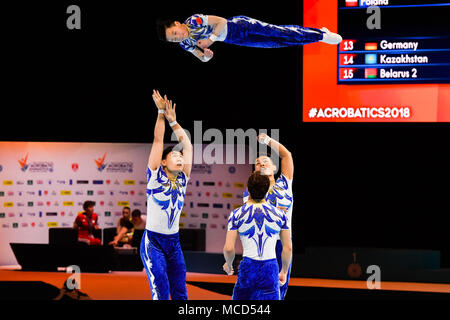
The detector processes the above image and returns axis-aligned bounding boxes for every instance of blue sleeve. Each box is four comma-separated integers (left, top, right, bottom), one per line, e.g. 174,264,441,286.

179,39,196,52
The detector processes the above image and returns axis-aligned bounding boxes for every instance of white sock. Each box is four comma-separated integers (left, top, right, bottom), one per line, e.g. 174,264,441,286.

320,27,343,45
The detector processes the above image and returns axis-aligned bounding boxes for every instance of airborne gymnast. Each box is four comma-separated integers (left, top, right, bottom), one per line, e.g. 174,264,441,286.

156,14,342,62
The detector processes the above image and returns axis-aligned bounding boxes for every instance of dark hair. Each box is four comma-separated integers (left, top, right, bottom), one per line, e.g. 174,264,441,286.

247,172,270,201
162,146,183,161
131,209,141,218
83,200,95,211
156,18,176,41
122,206,131,212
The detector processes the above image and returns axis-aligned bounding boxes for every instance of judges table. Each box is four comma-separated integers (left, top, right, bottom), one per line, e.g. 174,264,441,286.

9,228,205,272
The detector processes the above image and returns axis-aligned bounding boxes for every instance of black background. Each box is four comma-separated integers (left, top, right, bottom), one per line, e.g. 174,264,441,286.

2,0,450,261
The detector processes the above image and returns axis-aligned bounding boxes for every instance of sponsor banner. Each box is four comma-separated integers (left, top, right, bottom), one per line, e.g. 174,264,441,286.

0,142,149,265
0,142,250,265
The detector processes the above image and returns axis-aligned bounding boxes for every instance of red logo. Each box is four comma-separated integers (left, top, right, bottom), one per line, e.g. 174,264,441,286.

18,153,29,171
72,163,79,172
95,153,107,171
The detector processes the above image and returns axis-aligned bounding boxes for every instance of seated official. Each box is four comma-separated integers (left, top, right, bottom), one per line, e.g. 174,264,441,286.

73,200,101,245
131,209,146,230
109,207,134,247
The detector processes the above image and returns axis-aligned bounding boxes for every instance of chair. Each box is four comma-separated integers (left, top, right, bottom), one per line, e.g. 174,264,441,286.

93,228,102,243
102,227,117,246
131,229,145,248
48,228,78,246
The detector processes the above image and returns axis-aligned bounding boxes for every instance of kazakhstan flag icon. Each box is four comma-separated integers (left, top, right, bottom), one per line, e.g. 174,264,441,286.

365,54,377,65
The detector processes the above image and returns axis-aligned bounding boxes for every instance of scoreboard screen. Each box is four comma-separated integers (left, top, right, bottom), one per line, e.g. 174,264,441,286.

303,0,450,122
338,0,450,84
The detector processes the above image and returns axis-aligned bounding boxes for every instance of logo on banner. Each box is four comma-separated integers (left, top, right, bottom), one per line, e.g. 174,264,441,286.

95,153,133,173
191,164,212,174
71,163,79,172
18,154,29,172
18,153,54,173
95,153,107,171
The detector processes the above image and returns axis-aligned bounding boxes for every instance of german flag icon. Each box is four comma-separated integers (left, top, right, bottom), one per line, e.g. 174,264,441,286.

365,42,378,51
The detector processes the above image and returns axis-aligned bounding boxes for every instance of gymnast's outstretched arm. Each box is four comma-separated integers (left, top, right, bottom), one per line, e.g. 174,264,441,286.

148,90,166,171
258,133,294,180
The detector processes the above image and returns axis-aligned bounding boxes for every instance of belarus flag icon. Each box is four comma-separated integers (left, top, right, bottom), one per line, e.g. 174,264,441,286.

346,0,358,6
365,68,377,79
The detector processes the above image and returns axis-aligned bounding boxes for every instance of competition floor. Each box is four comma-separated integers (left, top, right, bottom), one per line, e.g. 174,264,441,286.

1,269,450,300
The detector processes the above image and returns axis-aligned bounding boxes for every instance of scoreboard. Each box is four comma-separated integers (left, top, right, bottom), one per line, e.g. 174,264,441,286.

338,0,450,84
303,0,450,122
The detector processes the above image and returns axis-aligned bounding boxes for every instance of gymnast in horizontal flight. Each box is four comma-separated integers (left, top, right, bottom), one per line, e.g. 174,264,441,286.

156,14,342,62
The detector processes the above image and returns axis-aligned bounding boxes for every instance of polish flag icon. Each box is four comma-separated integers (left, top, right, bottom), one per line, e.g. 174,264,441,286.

346,0,358,6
